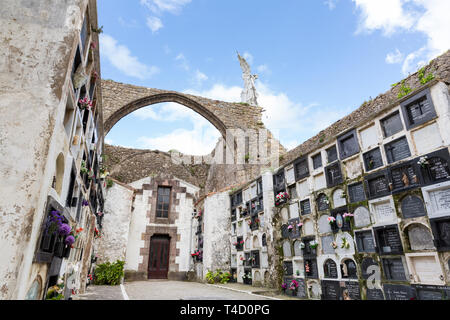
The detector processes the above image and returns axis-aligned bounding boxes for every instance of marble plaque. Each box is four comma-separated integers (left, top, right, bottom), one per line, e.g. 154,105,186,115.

283,240,292,257
293,240,303,256
333,189,347,208
318,215,332,234
354,206,371,228
285,167,296,185
401,195,426,218
321,235,335,255
304,219,314,235
408,225,434,250
373,201,395,224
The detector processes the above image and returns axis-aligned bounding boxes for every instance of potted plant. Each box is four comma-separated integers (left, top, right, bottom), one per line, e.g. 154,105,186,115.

309,240,318,250
78,96,93,110
417,156,429,168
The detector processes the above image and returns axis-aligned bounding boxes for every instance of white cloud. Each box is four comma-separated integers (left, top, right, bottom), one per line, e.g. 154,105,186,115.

324,0,338,10
257,64,271,75
99,34,159,79
175,53,190,71
146,16,163,33
352,0,450,74
133,103,221,155
193,70,208,85
140,0,192,15
352,0,415,36
385,48,403,64
185,82,350,150
118,17,138,28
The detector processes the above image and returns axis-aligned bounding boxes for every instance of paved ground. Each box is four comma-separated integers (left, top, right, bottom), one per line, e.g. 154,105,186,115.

74,280,292,300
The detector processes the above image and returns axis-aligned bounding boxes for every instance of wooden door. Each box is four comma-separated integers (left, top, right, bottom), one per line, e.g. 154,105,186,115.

148,235,170,279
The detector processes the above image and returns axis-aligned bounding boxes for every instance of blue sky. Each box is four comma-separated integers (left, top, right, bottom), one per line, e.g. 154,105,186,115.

99,0,450,155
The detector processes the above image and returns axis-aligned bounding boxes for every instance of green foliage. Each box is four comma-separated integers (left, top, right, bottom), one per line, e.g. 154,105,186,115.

245,154,250,163
106,179,114,188
91,25,104,34
397,80,412,99
205,269,232,284
279,155,284,162
418,67,434,85
94,260,125,285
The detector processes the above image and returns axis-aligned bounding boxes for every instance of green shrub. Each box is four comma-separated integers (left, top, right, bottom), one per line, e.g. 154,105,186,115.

205,269,232,284
106,179,114,188
94,260,125,285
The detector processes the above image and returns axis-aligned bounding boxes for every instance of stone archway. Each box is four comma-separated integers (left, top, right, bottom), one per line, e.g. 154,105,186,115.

101,79,265,136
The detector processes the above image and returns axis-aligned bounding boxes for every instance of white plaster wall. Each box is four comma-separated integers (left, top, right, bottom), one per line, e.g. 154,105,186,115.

431,82,450,145
124,189,149,271
203,191,231,276
99,183,134,264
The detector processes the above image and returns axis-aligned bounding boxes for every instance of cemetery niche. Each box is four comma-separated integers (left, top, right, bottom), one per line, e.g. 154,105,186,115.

419,148,450,185
388,161,420,193
406,224,434,251
380,111,403,138
317,193,329,211
355,230,376,253
300,198,311,215
337,129,360,160
383,284,416,300
327,145,338,163
400,194,426,219
340,259,358,279
332,188,346,208
365,170,391,199
413,284,450,300
384,136,411,164
321,235,335,255
400,87,437,130
287,218,302,239
348,182,367,203
373,224,404,255
382,257,407,281
429,217,450,251
325,162,343,188
321,280,340,300
330,207,351,233
294,157,309,181
341,281,361,300
323,259,338,279
353,206,371,228
363,147,383,172
361,257,379,280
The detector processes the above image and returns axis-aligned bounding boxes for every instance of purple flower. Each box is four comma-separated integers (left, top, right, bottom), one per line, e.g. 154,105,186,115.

59,223,71,236
82,200,89,206
65,235,75,246
281,283,287,289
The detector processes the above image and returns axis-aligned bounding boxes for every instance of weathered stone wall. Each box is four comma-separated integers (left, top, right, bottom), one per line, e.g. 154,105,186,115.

0,0,100,300
103,144,211,188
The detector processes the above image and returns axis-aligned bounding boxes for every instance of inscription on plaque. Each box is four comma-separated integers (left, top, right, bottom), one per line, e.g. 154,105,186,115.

385,137,411,164
390,164,419,191
374,201,395,224
367,175,390,198
408,224,434,250
428,157,450,181
321,235,335,255
414,285,450,300
300,199,311,215
317,194,329,211
375,226,403,254
321,280,340,300
318,215,332,234
296,278,307,298
383,284,416,300
348,183,366,203
326,163,343,187
355,230,376,253
401,195,426,218
323,259,338,279
429,188,450,216
283,261,293,275
363,147,383,171
342,281,361,300
382,258,406,281
366,288,385,300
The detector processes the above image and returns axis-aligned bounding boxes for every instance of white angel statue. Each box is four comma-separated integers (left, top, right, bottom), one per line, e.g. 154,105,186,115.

237,52,258,106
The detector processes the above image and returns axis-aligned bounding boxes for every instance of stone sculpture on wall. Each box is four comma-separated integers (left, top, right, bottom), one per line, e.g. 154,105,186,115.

237,51,258,106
